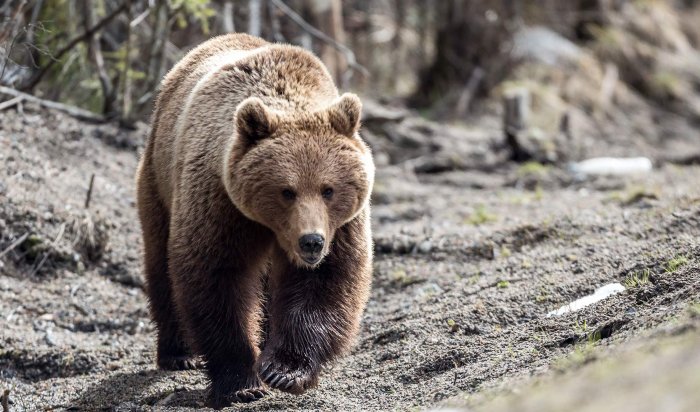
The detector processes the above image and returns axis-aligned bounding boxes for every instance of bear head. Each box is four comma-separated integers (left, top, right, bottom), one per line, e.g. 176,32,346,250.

224,93,374,268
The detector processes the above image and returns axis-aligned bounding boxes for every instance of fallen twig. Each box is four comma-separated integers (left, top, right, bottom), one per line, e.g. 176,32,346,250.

0,96,23,111
29,252,49,277
0,232,29,260
53,223,66,245
155,392,176,406
85,174,95,209
28,222,65,277
1,388,9,412
0,86,105,122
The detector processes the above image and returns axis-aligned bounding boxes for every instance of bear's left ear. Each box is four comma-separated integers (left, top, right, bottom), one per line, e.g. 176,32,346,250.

235,97,278,147
328,93,362,138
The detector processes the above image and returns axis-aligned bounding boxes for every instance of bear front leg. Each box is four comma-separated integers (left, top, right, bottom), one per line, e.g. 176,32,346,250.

260,210,372,394
168,198,273,408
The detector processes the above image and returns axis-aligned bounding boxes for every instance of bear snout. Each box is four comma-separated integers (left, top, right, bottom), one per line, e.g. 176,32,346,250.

298,233,325,265
299,233,324,255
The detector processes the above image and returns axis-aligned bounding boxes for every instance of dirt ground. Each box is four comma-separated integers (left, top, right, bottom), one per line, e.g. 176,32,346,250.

1,106,699,411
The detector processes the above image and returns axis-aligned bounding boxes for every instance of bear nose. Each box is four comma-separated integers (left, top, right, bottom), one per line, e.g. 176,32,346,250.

299,234,324,254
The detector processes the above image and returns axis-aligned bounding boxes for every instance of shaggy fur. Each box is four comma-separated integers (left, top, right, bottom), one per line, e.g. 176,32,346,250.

135,33,374,408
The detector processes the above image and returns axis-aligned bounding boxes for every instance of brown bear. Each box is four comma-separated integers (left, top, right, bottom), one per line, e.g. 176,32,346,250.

135,33,374,407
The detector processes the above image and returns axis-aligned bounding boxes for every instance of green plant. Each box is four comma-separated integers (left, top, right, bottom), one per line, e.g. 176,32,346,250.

553,341,597,372
666,256,689,273
623,268,651,288
499,246,512,258
688,302,700,318
391,269,422,287
467,205,497,226
447,319,459,332
574,319,589,334
535,293,548,303
497,280,510,289
517,161,549,177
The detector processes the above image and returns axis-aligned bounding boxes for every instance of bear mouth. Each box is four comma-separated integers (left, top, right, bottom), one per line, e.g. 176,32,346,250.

300,254,323,266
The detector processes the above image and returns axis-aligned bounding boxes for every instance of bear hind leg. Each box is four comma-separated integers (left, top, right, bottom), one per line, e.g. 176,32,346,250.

137,165,202,371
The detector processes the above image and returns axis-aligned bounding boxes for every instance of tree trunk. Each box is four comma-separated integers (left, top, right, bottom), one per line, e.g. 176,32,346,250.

410,0,517,112
306,0,347,85
249,0,262,37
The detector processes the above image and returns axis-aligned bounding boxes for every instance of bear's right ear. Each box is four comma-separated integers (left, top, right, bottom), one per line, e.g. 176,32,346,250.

327,93,362,138
234,97,278,147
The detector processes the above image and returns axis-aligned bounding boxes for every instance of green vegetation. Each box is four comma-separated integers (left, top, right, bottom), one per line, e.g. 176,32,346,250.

652,70,682,97
535,293,549,303
467,205,497,226
574,319,589,334
391,269,422,287
623,268,651,288
447,319,459,332
607,186,659,205
499,246,512,258
553,341,598,371
666,256,689,273
497,280,510,289
688,302,700,318
517,161,550,177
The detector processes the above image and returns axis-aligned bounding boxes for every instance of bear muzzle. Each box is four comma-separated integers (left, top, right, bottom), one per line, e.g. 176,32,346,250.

298,233,325,265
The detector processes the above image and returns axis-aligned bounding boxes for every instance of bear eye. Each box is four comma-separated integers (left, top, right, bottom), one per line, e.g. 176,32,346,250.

322,187,334,199
282,189,296,200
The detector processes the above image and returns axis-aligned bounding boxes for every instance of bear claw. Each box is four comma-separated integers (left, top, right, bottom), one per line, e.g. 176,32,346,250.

158,356,204,371
208,386,268,408
231,388,267,403
259,357,316,394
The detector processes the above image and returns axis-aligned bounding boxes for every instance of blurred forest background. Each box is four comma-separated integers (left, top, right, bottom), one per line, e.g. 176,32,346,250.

2,0,700,128
2,1,700,410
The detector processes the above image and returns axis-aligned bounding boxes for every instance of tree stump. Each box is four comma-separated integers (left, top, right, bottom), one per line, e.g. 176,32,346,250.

503,87,533,161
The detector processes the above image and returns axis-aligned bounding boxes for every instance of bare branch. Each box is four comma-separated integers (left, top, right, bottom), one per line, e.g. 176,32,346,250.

0,232,29,259
269,0,368,81
84,0,117,116
21,1,128,91
0,85,106,122
121,0,134,122
130,8,151,28
454,66,484,118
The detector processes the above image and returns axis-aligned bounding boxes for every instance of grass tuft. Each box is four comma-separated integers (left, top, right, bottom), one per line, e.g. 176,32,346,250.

623,268,651,288
466,205,497,226
666,255,689,273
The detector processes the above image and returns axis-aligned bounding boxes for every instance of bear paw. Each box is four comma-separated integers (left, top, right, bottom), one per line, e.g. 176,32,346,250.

207,385,268,408
259,354,318,394
228,387,268,403
157,355,204,371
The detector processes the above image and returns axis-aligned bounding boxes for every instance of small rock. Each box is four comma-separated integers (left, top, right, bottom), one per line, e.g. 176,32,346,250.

418,240,433,254
45,329,58,346
416,283,444,299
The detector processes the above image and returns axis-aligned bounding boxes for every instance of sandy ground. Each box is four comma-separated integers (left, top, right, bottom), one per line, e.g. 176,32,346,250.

1,107,699,411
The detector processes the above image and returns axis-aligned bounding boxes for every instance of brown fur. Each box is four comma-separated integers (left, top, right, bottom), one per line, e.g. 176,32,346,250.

135,33,374,408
